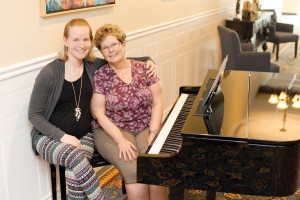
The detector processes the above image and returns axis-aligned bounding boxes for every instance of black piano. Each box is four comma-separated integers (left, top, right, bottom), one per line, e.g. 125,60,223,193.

137,69,300,199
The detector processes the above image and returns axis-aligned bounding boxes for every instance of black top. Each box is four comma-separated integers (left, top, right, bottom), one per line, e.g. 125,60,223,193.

49,66,93,139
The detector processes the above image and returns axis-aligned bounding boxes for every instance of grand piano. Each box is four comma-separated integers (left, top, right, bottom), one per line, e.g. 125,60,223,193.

137,69,300,199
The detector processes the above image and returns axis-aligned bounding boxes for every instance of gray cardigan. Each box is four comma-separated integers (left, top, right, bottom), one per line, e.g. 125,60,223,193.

28,57,149,155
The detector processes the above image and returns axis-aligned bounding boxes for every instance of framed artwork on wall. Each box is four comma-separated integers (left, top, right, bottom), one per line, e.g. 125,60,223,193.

41,0,115,17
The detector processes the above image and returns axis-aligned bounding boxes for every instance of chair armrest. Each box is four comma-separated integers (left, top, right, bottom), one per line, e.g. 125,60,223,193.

276,22,294,32
241,43,254,51
236,52,271,72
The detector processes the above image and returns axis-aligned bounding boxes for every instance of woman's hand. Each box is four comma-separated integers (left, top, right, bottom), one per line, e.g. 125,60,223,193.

60,134,82,149
148,133,156,146
117,137,138,162
146,60,157,77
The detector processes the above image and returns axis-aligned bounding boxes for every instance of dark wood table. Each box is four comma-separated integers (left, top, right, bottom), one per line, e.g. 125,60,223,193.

225,11,273,51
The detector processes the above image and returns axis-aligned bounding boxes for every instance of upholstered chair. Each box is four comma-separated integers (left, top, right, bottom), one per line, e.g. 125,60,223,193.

217,25,280,73
263,9,299,61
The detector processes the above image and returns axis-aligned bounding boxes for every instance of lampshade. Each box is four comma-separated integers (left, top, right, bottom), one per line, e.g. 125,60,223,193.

292,94,299,102
292,94,300,108
278,91,287,100
277,100,288,109
268,91,300,109
268,94,279,104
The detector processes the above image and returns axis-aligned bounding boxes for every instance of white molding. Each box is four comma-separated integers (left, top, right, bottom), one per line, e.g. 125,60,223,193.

0,6,233,81
0,53,57,81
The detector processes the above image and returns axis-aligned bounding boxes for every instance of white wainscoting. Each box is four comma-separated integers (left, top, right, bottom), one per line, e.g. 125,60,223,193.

0,7,233,200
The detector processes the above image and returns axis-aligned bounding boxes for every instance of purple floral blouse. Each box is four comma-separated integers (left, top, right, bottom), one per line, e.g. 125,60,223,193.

92,59,159,133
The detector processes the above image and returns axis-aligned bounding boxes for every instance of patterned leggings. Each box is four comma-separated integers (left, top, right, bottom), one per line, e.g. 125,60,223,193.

34,133,103,200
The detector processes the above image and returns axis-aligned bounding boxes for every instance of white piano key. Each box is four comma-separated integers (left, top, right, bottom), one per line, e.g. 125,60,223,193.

148,93,189,154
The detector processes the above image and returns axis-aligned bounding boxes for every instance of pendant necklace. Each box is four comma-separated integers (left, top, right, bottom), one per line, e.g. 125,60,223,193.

67,63,83,121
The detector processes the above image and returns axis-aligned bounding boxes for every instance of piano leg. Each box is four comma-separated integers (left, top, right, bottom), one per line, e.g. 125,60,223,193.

169,185,184,200
205,191,216,200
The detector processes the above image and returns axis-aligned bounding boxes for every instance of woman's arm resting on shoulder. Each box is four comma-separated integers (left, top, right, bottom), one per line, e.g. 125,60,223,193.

148,82,163,145
91,93,137,162
128,56,153,63
128,57,157,77
145,60,157,77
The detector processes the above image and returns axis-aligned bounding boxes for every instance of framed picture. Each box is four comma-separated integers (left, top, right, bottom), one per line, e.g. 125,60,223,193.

41,0,115,17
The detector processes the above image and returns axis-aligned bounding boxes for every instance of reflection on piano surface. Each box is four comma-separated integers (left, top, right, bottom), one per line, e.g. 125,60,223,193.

137,70,300,200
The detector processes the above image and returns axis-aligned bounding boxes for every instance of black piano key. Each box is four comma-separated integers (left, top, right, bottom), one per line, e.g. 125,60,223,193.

166,133,181,138
161,145,179,151
160,149,174,154
163,141,182,147
165,138,181,144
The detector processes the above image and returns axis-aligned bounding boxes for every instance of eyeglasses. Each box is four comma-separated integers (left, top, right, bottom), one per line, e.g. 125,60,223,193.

101,42,121,53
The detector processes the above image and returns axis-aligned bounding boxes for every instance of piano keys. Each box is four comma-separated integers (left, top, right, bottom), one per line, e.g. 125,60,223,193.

148,93,197,154
137,70,300,199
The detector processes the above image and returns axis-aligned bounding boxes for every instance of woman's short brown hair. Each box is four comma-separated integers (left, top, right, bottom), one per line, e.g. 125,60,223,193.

58,18,95,62
94,24,126,51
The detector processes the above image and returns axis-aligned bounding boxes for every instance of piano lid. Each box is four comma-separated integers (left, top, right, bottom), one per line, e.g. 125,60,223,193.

220,70,300,144
181,70,300,145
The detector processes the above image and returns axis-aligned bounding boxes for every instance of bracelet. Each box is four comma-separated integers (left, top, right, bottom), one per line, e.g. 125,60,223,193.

149,129,158,134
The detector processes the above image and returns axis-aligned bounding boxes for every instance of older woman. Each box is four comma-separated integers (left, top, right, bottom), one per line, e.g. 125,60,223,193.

91,24,167,200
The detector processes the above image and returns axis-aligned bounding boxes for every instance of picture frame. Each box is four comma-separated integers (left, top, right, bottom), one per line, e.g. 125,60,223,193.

40,0,115,18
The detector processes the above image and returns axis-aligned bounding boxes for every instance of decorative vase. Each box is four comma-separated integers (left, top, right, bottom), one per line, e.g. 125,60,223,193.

252,0,259,15
242,1,252,20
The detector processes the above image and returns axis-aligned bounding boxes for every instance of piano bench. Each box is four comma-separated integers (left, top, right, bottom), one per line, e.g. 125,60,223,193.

50,150,126,200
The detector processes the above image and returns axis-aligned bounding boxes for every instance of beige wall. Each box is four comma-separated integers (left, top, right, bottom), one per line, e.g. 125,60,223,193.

282,0,300,14
1,0,234,69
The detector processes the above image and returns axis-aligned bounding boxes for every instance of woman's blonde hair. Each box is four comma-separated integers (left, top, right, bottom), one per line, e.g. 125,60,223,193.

94,24,126,51
58,18,95,62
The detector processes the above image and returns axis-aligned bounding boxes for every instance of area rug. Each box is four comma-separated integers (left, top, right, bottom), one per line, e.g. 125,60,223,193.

97,165,300,200
269,36,300,74
184,189,300,200
96,165,127,200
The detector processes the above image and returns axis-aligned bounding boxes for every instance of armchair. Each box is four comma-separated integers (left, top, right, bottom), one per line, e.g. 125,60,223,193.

263,9,299,61
217,25,280,73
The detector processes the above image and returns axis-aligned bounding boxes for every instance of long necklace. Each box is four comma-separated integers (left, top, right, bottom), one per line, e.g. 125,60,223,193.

67,63,83,121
